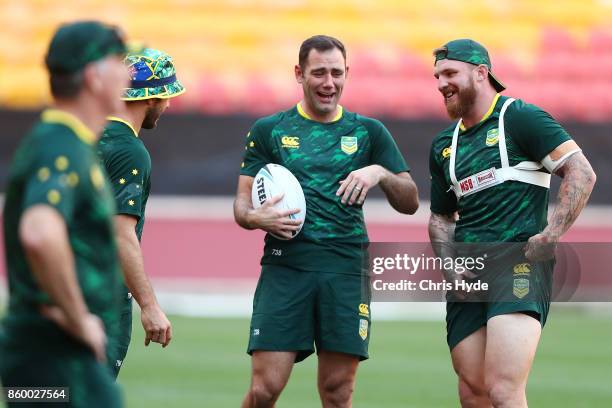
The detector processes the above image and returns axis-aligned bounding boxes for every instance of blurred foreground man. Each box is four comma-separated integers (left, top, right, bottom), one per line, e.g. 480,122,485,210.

98,46,185,378
234,35,419,408
428,39,596,407
0,21,129,407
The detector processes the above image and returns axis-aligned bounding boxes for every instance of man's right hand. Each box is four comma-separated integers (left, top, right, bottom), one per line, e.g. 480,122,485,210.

248,194,302,239
41,305,107,362
445,269,478,301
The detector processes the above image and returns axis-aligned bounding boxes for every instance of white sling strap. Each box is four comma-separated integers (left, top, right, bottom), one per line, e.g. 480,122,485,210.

449,98,551,199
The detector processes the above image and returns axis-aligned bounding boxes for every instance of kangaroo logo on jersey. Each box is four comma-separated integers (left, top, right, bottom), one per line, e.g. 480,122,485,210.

442,147,451,159
513,278,530,299
359,319,368,340
341,136,358,155
486,128,499,146
281,136,300,149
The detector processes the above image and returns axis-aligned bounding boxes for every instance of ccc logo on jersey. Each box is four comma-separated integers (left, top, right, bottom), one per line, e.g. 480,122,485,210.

281,136,300,149
358,303,369,317
513,263,531,275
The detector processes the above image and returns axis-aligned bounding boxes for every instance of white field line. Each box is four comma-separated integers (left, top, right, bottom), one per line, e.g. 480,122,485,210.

1,281,611,319
150,279,612,319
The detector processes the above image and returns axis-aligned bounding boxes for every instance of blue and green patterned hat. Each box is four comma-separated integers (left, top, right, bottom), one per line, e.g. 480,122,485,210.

434,39,506,92
123,47,185,100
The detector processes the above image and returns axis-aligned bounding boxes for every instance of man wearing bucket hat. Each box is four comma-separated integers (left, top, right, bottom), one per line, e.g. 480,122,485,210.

0,21,128,406
97,47,185,378
428,39,596,407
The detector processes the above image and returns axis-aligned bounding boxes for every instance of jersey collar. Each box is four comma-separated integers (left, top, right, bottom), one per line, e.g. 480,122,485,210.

107,116,139,137
41,109,96,145
459,93,500,131
297,102,343,123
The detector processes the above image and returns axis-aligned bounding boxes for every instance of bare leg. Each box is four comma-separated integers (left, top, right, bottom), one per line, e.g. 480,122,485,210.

450,327,492,408
485,314,541,408
241,351,297,408
317,351,360,408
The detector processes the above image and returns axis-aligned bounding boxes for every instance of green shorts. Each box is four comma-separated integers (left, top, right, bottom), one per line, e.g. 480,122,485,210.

248,264,371,362
106,294,133,378
446,255,554,350
0,318,123,407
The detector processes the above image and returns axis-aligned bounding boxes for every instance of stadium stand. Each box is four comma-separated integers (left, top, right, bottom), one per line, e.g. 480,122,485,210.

0,0,611,120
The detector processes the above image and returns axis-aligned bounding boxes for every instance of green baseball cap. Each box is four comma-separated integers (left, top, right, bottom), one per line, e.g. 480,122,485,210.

45,21,127,73
434,39,506,92
122,47,185,101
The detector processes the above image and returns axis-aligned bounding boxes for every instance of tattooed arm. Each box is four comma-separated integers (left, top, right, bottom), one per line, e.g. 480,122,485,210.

428,212,466,281
428,212,457,255
525,148,596,261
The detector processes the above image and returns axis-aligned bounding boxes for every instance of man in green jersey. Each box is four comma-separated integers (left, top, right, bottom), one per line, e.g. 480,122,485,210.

428,39,596,407
234,35,419,408
0,21,129,406
97,47,185,377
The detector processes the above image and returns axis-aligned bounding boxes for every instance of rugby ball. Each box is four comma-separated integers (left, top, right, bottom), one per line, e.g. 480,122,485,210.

251,164,306,240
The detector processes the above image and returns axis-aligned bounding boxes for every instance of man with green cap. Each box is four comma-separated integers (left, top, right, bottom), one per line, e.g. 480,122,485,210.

97,47,185,378
428,39,596,407
0,21,128,406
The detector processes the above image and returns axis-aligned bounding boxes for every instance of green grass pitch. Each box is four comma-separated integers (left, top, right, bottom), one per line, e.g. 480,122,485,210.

119,309,612,407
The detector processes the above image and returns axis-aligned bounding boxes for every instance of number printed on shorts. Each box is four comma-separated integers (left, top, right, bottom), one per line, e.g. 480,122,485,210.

271,249,282,256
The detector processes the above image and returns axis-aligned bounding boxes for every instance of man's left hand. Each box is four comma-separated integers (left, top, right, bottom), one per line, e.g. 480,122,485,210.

336,165,386,205
141,303,173,348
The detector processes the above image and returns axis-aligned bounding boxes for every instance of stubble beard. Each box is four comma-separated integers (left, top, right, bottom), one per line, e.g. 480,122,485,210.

142,105,162,129
445,80,477,120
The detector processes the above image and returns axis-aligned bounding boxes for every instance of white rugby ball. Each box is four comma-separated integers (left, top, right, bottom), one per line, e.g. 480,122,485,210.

251,164,306,240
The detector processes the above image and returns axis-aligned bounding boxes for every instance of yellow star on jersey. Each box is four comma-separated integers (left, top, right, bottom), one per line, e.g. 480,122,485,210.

37,167,50,182
119,178,126,185
55,156,69,171
128,199,135,206
132,169,138,176
47,189,61,205
249,141,255,148
66,172,79,187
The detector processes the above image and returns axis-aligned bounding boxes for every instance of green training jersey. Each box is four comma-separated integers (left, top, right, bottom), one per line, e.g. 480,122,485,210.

430,95,571,243
2,109,122,331
97,117,151,241
241,104,409,273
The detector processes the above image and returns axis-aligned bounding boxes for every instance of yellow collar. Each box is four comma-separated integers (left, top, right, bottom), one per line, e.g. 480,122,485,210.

41,109,96,145
297,102,343,123
459,93,500,131
107,116,138,137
